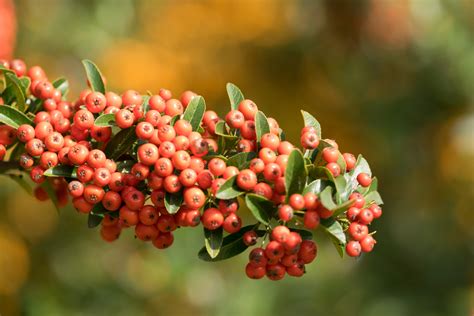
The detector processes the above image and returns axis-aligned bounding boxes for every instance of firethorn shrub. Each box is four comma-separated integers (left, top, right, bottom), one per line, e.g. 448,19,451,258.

0,59,384,281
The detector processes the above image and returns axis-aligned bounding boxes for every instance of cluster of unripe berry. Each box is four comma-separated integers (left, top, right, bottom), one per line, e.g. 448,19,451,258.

0,58,383,281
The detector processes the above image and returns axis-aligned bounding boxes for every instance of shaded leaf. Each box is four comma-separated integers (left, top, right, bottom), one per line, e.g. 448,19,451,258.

40,180,59,212
104,127,137,160
364,190,384,206
116,160,135,173
4,73,27,112
319,186,337,210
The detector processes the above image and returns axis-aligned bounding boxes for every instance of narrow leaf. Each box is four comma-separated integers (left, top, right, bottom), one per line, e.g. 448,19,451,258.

88,213,103,228
204,227,223,259
0,105,34,128
82,59,105,94
226,83,244,110
216,175,244,200
44,165,77,178
182,96,206,131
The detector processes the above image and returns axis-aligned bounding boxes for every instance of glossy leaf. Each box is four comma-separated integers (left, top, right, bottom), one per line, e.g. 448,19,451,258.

204,227,223,259
94,113,116,127
255,111,270,143
216,175,244,200
44,165,77,178
0,105,34,128
9,142,24,161
245,194,275,225
104,127,137,160
301,110,321,138
82,59,105,94
182,96,206,131
303,179,326,195
226,152,256,168
341,155,372,201
285,149,307,199
198,224,261,262
226,83,244,110
164,191,183,214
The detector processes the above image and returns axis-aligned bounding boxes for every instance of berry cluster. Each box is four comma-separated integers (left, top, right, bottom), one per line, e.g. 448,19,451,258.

0,58,384,281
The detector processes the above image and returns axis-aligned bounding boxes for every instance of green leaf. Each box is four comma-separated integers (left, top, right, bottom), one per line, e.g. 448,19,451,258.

254,111,270,144
245,194,275,225
87,203,107,228
44,165,77,178
364,190,384,206
320,218,346,258
290,228,313,240
285,149,307,199
204,227,223,259
40,180,59,213
0,64,15,75
216,175,244,200
170,115,180,126
319,186,337,210
0,105,34,128
52,77,69,98
104,127,137,160
5,73,27,112
182,96,206,131
94,113,116,127
226,83,244,111
82,59,105,94
301,110,321,138
198,224,262,262
164,191,183,214
357,177,378,195
226,152,256,168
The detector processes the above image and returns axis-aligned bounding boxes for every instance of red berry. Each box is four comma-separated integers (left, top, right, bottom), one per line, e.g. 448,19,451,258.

303,211,320,229
369,204,382,218
278,204,294,222
222,213,241,233
360,235,376,252
343,153,356,171
184,187,206,209
357,172,372,187
266,263,286,281
326,162,341,177
289,194,305,210
346,241,362,257
201,208,224,230
322,147,339,163
85,91,107,113
238,99,258,120
243,231,258,246
271,226,290,243
348,222,369,241
236,169,257,191
358,208,374,225
245,263,266,279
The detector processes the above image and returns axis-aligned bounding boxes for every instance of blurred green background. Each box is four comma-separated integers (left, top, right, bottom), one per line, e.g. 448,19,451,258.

0,0,473,315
